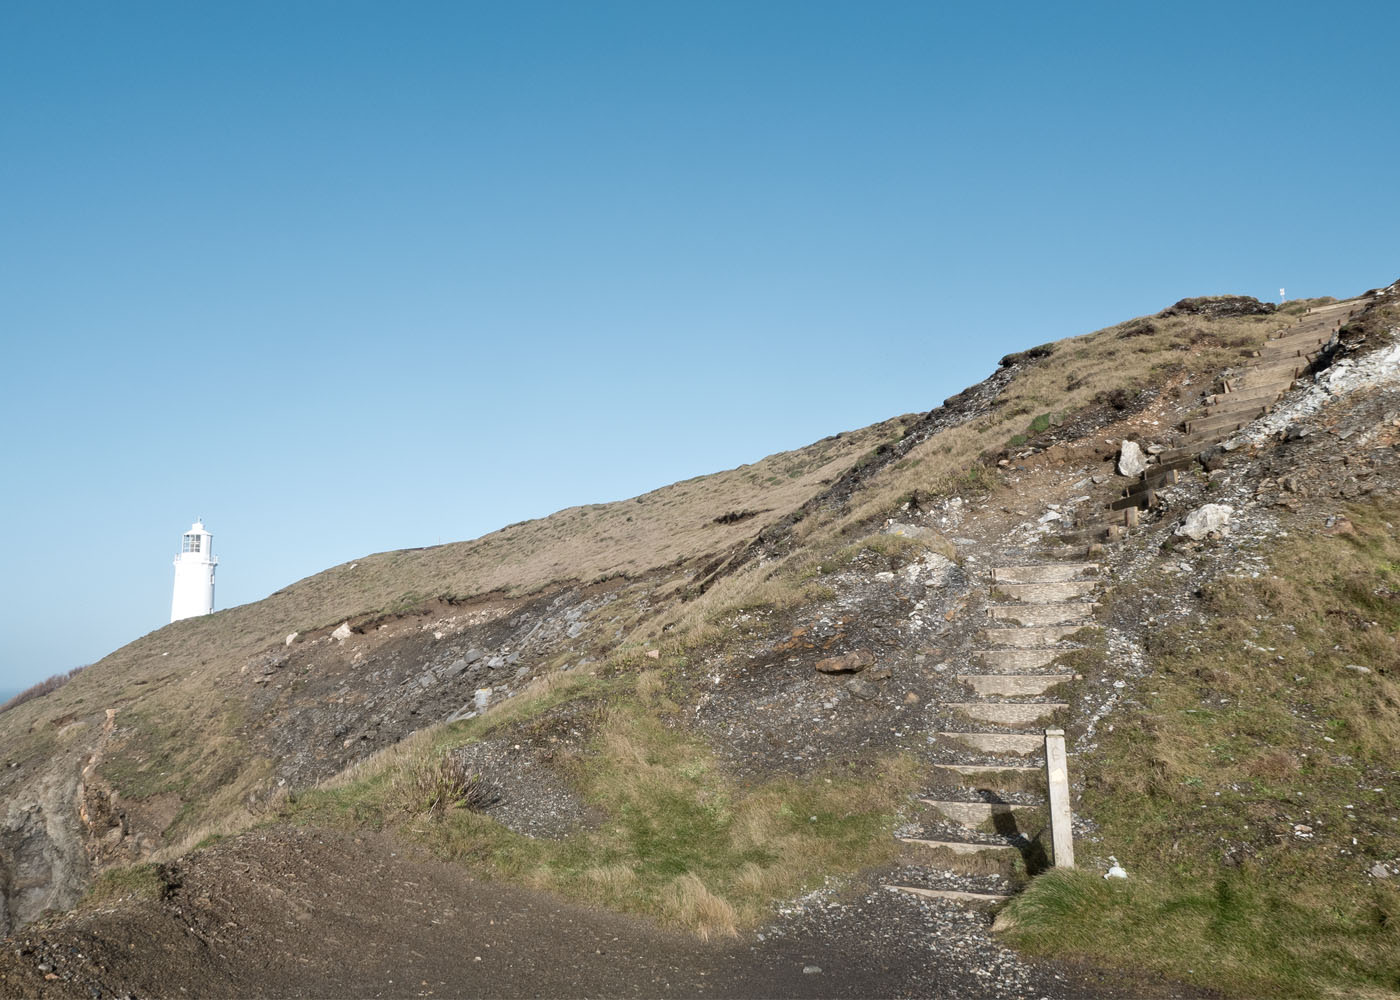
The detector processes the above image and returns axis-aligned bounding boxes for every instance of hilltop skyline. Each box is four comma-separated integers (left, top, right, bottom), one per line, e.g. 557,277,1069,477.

3,0,1398,689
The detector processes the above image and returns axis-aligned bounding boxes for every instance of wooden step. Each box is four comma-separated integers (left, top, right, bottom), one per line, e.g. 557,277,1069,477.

986,603,1095,625
948,702,1068,726
1234,359,1306,380
1123,470,1176,499
919,798,1037,827
1155,444,1211,463
1259,339,1325,358
1047,527,1111,545
1034,543,1098,561
1262,325,1331,344
1204,387,1283,407
931,763,1042,781
940,732,1043,755
974,648,1064,671
1152,454,1200,473
991,563,1099,583
1108,490,1156,512
957,673,1074,697
1185,408,1265,435
898,837,1018,855
992,581,1098,602
981,625,1082,648
885,885,1013,905
1233,371,1302,393
1139,465,1182,488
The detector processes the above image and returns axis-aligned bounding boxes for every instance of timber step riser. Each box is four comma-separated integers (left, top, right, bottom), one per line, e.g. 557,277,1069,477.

948,702,1069,726
989,563,1100,584
981,626,1083,648
957,674,1074,697
992,581,1098,602
986,603,1095,625
940,732,1044,755
1204,390,1284,408
1187,405,1268,430
974,648,1065,671
899,837,1017,856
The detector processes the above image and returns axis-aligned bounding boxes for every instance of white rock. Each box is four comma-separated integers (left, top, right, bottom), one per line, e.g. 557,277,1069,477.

1176,503,1235,540
1345,664,1372,674
474,688,492,713
1118,440,1147,477
285,632,298,646
331,622,353,642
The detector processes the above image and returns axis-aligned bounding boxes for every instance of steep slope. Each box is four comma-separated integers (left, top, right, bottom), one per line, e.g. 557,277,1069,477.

3,281,1398,998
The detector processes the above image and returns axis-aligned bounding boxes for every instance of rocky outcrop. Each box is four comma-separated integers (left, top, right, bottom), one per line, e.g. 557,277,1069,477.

1157,295,1276,319
1,770,89,936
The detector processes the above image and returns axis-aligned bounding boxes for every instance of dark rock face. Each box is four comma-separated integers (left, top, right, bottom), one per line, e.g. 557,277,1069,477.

1157,295,1276,319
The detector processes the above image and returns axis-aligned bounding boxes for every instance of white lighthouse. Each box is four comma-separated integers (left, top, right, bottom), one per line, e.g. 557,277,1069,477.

170,519,218,622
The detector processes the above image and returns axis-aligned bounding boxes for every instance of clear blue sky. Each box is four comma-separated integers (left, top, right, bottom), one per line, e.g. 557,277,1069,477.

2,1,1396,690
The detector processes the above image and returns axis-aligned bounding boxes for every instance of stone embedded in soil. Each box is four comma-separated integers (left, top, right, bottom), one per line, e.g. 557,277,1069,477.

1175,503,1234,540
814,650,875,673
1118,440,1148,477
867,664,893,681
846,678,880,700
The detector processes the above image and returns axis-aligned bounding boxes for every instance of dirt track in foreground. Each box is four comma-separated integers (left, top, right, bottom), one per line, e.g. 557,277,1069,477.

1,826,1211,1000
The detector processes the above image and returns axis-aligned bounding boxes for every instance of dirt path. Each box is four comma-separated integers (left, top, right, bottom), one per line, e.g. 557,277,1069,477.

1,826,1211,1000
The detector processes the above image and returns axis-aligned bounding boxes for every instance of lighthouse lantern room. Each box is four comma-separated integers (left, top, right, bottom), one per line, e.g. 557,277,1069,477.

171,519,218,622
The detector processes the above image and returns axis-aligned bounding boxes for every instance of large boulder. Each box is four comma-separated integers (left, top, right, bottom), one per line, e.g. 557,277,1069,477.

1176,504,1234,540
1118,440,1148,477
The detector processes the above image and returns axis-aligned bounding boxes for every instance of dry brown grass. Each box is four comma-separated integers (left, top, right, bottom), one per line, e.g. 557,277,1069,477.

663,873,739,940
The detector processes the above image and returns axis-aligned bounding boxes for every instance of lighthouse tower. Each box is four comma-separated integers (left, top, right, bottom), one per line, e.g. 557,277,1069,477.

170,519,218,622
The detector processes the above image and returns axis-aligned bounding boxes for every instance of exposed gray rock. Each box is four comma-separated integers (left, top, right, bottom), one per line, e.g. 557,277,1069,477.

1117,440,1147,477
846,678,880,701
882,522,930,539
1175,503,1234,540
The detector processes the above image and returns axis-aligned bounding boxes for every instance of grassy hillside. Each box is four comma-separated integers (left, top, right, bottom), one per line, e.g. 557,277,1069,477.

0,297,1298,856
7,287,1397,999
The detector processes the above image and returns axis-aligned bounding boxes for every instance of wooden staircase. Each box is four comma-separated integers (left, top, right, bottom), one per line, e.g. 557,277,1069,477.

885,297,1365,911
885,561,1098,904
1111,299,1358,515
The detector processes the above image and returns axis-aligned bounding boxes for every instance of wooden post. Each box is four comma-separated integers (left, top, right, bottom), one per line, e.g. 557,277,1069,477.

1044,728,1074,868
1124,506,1139,528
